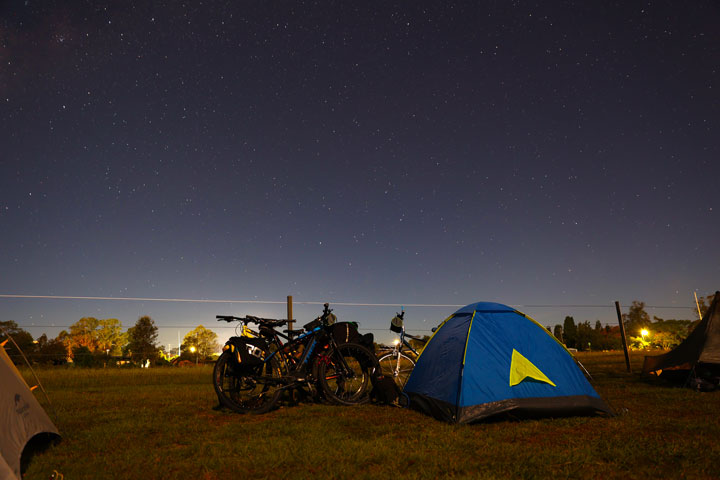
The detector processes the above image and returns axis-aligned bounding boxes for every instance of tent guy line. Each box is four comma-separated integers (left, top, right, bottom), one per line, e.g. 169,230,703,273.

0,294,694,309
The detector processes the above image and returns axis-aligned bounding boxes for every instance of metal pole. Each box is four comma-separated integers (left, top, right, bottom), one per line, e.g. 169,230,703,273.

694,292,703,320
287,295,294,336
615,301,632,373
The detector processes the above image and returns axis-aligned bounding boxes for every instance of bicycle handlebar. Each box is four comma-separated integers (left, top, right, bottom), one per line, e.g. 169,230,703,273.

404,332,427,343
215,315,287,328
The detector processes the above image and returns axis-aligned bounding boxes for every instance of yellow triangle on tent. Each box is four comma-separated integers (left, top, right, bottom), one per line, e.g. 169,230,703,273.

509,348,556,387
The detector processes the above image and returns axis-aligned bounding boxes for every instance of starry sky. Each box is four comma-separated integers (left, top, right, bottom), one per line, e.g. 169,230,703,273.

2,1,719,348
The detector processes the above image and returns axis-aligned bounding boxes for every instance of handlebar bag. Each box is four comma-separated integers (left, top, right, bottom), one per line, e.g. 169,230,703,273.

390,315,403,333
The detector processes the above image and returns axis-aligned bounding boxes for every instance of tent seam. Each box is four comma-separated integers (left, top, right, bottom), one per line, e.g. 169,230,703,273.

455,310,476,422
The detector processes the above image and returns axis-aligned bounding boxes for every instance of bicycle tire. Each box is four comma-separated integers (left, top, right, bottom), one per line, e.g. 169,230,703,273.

377,351,416,389
213,350,283,414
317,342,378,406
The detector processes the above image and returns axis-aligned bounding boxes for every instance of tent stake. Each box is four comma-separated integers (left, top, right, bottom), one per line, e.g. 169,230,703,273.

615,301,632,373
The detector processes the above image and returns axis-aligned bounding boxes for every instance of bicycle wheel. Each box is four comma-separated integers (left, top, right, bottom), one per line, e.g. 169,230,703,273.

377,351,416,389
213,350,283,414
317,343,378,406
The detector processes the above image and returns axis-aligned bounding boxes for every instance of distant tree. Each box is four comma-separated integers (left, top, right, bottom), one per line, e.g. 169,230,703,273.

622,301,651,337
553,325,563,343
647,316,694,349
67,317,101,351
595,320,603,331
182,325,220,361
127,316,159,365
592,325,622,351
96,318,126,355
34,334,68,365
563,316,577,348
575,321,595,351
66,317,125,354
0,320,36,365
71,345,96,367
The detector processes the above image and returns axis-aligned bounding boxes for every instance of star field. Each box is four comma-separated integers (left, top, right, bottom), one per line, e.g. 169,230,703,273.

1,1,719,345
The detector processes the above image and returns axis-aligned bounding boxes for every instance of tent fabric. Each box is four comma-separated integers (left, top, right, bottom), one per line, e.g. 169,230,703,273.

403,302,612,423
0,344,60,479
643,291,720,374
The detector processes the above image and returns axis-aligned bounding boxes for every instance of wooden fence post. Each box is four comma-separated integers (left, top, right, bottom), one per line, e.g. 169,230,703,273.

615,301,632,373
287,295,294,335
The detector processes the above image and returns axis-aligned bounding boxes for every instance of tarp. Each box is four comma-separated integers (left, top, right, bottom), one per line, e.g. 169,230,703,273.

643,291,720,374
0,344,60,480
404,302,612,423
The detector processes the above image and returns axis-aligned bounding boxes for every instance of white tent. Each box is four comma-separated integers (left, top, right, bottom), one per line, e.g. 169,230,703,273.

0,342,60,480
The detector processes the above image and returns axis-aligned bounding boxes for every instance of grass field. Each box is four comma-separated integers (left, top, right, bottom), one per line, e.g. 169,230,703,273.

18,352,720,479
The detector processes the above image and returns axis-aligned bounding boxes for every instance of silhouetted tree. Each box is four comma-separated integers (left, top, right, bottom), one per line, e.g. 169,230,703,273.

576,321,594,351
563,316,577,348
0,320,35,365
34,334,68,365
127,316,159,365
622,301,651,338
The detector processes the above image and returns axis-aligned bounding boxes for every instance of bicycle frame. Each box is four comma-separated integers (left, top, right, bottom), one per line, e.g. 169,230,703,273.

383,325,422,358
224,309,355,391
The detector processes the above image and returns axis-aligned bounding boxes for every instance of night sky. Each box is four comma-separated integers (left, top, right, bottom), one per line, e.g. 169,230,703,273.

2,1,719,348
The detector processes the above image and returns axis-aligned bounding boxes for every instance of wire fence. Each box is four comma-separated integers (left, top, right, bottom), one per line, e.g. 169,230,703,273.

2,292,704,340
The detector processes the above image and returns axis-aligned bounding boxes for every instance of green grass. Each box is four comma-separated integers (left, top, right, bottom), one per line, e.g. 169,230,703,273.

18,352,720,480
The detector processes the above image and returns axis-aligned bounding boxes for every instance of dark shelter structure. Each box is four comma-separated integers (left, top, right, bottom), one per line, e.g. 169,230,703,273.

643,291,720,389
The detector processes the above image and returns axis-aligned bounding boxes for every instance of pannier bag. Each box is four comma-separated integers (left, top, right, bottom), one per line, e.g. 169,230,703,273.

331,322,375,352
224,336,268,367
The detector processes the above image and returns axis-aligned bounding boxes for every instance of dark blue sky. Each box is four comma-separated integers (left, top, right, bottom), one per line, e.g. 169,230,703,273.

2,1,719,347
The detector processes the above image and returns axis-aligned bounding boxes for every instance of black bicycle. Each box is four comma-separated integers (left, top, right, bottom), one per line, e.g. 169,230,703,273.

213,304,378,414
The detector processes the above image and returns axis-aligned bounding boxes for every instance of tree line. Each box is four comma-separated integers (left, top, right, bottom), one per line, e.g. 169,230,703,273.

0,315,220,367
547,294,713,351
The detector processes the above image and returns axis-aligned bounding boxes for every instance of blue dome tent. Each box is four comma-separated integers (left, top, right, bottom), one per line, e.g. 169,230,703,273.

403,302,612,423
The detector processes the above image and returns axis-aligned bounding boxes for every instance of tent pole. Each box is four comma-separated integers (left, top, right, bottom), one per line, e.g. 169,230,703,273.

0,325,57,420
614,301,632,373
694,292,703,320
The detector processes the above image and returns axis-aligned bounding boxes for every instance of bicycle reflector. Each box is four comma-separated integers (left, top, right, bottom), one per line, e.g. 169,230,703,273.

390,315,403,333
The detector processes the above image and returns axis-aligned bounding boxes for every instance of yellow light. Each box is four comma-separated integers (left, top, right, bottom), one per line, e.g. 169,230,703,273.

189,346,196,353
393,339,400,346
641,329,649,338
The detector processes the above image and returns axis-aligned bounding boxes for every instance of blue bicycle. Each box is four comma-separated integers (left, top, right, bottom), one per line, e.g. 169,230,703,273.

213,304,378,414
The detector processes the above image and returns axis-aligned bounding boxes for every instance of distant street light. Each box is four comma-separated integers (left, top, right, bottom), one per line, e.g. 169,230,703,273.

190,345,197,365
641,329,649,339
